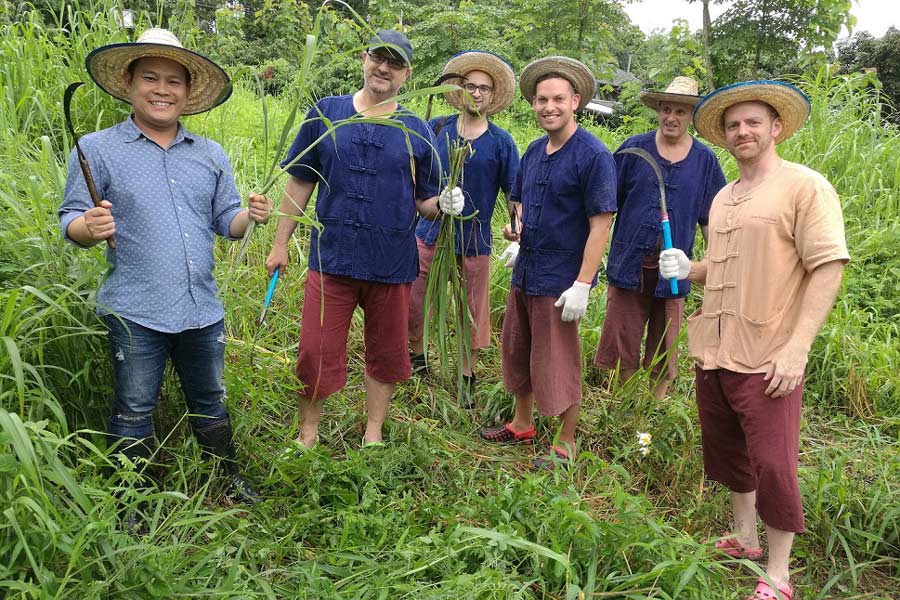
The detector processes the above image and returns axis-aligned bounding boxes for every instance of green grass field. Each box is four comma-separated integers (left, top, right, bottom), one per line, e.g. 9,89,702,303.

1,5,898,599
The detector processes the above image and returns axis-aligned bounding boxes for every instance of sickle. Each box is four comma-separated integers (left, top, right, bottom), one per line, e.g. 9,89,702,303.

425,72,464,121
615,147,678,295
64,82,115,249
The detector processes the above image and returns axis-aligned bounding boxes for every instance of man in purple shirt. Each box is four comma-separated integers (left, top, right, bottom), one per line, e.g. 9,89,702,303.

594,77,726,400
408,50,519,408
59,29,272,508
479,57,616,469
265,31,459,452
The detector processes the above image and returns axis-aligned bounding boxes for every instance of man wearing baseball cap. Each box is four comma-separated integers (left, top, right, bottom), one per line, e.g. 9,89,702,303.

660,80,849,600
266,30,452,452
59,29,272,512
408,50,520,408
480,57,616,469
594,77,725,400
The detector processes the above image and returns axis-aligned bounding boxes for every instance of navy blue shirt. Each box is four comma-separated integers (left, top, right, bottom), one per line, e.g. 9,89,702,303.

605,131,726,298
510,127,617,298
283,95,440,284
415,115,519,256
59,117,244,333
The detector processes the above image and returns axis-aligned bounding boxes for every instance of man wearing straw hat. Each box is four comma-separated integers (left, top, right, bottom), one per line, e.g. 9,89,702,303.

594,76,725,400
660,80,849,600
479,56,616,469
408,50,520,408
59,29,272,506
265,30,453,451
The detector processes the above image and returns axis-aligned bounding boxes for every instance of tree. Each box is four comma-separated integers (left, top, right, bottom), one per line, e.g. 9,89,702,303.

685,0,727,91
710,0,854,84
837,27,900,123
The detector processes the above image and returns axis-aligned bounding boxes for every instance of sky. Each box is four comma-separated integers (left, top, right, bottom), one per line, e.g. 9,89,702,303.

622,0,898,39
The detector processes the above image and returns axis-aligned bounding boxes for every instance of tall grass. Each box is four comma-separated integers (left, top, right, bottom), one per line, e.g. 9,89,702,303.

0,2,897,598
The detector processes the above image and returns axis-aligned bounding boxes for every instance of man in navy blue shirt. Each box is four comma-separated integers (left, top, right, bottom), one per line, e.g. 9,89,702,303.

480,57,616,469
408,50,519,408
266,31,457,451
594,77,726,400
59,29,272,506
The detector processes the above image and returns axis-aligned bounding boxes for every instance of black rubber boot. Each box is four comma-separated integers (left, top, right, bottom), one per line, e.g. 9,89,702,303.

410,352,428,377
459,374,477,409
193,419,262,505
113,437,154,534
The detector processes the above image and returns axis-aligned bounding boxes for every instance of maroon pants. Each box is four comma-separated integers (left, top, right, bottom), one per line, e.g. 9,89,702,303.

296,270,412,400
501,287,582,416
695,367,805,533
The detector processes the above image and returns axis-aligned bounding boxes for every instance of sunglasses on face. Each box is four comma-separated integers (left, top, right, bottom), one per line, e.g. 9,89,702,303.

366,51,408,70
462,83,494,95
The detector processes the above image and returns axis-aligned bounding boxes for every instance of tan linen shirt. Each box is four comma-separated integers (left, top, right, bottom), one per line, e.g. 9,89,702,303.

687,161,850,373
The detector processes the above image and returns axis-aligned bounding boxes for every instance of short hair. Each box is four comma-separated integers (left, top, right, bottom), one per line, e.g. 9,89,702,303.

534,72,575,94
126,57,192,85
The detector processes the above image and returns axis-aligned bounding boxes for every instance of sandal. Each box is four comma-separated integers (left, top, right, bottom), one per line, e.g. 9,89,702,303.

532,445,571,471
715,534,764,560
747,578,792,600
277,438,317,461
479,423,536,444
361,440,387,449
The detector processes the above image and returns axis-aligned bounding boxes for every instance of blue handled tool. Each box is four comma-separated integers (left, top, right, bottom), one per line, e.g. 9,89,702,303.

615,147,680,295
256,270,280,326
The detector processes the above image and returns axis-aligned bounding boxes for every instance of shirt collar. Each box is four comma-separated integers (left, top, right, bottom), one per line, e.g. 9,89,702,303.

119,115,196,145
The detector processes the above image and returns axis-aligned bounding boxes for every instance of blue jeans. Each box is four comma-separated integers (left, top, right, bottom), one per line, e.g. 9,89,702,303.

103,315,229,441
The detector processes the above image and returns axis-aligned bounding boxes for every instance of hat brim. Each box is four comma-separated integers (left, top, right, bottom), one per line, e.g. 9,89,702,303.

86,42,231,115
442,51,515,116
692,80,811,147
639,91,702,111
519,56,595,111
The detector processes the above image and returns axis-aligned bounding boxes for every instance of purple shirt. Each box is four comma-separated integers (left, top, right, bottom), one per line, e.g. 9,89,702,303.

605,131,726,298
283,95,440,284
510,127,617,298
59,117,243,333
415,115,519,255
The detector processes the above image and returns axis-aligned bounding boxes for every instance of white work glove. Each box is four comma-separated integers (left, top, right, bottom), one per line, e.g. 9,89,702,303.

658,248,691,281
554,281,592,322
500,242,519,268
438,186,464,216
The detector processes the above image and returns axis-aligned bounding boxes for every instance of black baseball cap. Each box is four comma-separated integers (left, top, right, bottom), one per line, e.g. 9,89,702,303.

368,29,413,65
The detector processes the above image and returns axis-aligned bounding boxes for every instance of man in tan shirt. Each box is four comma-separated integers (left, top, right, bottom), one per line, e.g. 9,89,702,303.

660,80,849,600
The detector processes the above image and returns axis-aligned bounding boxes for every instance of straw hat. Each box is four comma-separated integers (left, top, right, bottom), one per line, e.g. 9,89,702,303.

442,51,516,116
692,80,811,147
85,28,231,115
640,76,702,111
519,56,596,111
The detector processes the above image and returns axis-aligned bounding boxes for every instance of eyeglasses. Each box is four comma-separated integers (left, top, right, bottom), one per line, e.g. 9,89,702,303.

366,51,408,70
462,83,494,95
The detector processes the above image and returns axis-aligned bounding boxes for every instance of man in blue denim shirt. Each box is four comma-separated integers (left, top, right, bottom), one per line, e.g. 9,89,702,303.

59,29,272,506
594,77,726,400
480,57,616,470
266,31,452,451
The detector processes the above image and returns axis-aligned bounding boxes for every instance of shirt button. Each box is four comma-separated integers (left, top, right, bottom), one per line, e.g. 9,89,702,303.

178,206,183,211
189,260,193,265
184,233,189,238
170,179,176,184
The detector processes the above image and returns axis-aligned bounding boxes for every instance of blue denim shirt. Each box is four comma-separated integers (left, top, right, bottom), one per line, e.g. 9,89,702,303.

605,132,726,298
415,115,519,256
510,127,617,298
283,95,440,284
59,117,244,333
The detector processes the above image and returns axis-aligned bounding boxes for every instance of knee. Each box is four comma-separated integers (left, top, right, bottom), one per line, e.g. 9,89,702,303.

108,411,154,440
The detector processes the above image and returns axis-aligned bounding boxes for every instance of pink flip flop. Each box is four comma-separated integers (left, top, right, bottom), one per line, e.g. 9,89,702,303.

747,578,793,600
715,534,764,560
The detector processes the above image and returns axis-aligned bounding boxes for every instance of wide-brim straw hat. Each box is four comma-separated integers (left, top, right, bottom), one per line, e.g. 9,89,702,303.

640,76,702,111
519,56,595,111
693,80,811,147
86,28,231,115
442,51,515,116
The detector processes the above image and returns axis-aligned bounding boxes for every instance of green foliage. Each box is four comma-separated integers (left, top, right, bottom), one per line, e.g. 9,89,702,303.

837,28,900,124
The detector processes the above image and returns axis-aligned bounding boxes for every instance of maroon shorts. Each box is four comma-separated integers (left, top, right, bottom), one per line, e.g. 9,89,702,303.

408,239,492,350
501,287,582,416
594,268,684,380
295,270,412,400
695,367,805,533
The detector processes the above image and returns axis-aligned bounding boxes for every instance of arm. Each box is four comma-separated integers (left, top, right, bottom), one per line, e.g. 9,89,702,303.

577,213,614,282
65,200,115,247
264,176,317,276
416,195,442,220
228,192,273,238
764,259,844,397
